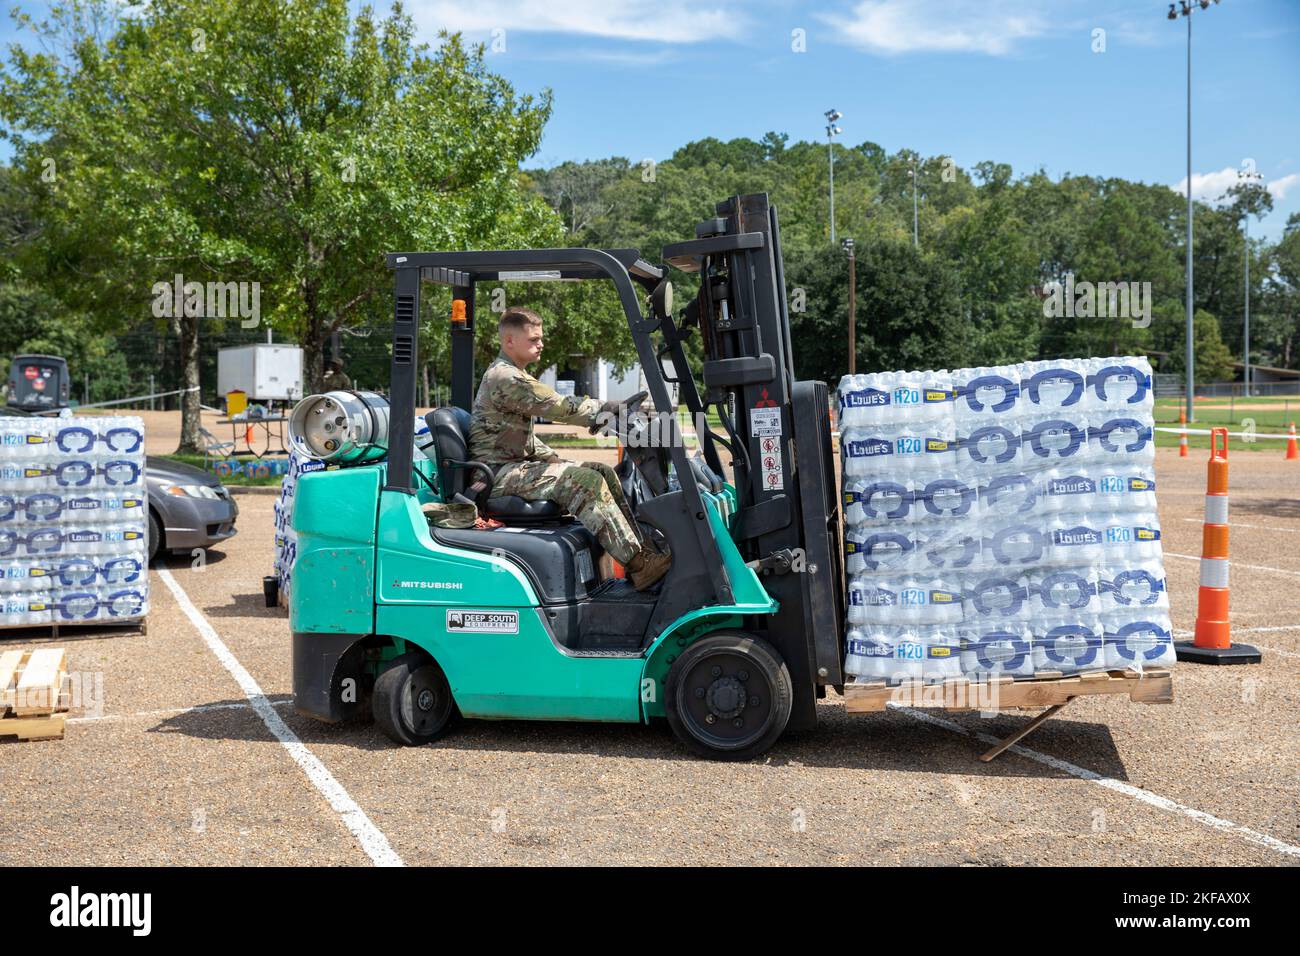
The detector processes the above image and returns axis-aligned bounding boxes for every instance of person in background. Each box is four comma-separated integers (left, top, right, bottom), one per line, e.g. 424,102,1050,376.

323,357,352,392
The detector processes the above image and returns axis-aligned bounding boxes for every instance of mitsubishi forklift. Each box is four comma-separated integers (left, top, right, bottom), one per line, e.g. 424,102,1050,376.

290,193,846,760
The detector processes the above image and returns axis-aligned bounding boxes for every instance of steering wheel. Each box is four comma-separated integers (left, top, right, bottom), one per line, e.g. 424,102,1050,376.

623,390,649,416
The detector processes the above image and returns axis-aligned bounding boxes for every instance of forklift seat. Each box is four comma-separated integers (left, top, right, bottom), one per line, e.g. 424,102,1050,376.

426,407,564,522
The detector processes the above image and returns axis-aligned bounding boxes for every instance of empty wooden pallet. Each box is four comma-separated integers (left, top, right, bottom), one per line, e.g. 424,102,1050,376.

0,647,71,742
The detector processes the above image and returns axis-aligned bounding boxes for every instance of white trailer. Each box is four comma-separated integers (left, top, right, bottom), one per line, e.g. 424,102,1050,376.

217,345,304,401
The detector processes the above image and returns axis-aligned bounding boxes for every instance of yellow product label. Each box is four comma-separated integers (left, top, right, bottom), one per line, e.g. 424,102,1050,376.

30,602,46,611
927,439,949,452
26,435,48,444
124,531,142,540
931,591,954,603
24,468,43,478
1131,479,1150,490
930,647,951,658
924,390,948,402
30,568,46,577
1137,528,1155,540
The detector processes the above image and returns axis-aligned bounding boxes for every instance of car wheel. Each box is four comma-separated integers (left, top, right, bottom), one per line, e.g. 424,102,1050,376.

147,509,162,563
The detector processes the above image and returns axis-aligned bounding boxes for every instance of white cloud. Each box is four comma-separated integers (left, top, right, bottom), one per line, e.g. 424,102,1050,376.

820,0,1053,56
1172,167,1300,204
406,0,742,45
1172,166,1242,202
1267,173,1300,201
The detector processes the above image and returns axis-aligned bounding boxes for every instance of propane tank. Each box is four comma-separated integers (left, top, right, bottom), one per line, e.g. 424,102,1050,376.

287,390,391,465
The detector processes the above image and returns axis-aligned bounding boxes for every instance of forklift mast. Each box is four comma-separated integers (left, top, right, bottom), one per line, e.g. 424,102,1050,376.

662,194,846,723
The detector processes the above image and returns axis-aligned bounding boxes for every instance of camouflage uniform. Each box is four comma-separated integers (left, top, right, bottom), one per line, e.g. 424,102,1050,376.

469,352,642,564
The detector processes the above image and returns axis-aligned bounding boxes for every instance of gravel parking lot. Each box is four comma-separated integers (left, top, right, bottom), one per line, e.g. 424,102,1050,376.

2,445,1297,866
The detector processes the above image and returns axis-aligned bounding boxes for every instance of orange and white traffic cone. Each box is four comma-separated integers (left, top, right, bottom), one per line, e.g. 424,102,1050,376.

1178,410,1189,458
1285,421,1298,461
1176,428,1261,664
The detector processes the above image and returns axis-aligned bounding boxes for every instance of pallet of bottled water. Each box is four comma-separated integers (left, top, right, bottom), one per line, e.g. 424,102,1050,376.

838,357,1172,682
0,416,149,627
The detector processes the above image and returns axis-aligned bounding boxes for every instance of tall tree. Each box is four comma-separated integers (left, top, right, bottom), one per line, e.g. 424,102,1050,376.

1,0,558,450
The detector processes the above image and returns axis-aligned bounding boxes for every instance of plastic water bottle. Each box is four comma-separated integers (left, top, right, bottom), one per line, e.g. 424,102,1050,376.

57,589,101,622
1089,414,1155,464
865,528,929,575
979,472,1038,519
964,572,1031,621
900,576,964,625
1038,465,1096,514
919,626,963,680
920,524,982,573
913,475,977,522
1099,511,1162,561
1093,468,1156,512
953,365,1020,423
1044,515,1105,566
848,478,914,527
102,555,144,585
1020,413,1090,467
1096,563,1168,612
104,588,146,619
960,625,1034,677
1089,358,1154,414
1102,609,1174,671
983,520,1046,569
1032,615,1105,674
1029,568,1099,618
844,626,896,679
1019,359,1091,414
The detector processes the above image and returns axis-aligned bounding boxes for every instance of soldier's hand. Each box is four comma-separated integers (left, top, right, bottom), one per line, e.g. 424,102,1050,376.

591,391,649,434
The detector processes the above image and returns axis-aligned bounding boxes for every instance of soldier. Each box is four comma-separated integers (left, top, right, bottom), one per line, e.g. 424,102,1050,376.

469,307,672,591
323,357,352,392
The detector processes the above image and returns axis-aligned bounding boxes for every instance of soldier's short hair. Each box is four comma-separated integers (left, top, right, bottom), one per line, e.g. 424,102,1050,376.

499,308,543,336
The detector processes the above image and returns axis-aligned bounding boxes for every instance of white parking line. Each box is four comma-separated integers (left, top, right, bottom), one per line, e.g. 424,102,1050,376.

1165,552,1300,577
154,566,404,867
892,705,1300,858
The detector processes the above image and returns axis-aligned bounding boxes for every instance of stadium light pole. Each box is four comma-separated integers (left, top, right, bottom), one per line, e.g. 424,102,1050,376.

1170,0,1222,423
826,109,842,244
843,237,856,373
1237,165,1261,396
910,160,919,248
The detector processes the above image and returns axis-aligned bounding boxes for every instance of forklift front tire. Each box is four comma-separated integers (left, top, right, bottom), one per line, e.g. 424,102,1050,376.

665,632,793,761
372,652,460,746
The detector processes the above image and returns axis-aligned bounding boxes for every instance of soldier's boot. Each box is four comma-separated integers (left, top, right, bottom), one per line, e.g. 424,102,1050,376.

626,546,672,591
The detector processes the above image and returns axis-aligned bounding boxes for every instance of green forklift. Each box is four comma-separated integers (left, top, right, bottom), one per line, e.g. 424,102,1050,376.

289,193,845,760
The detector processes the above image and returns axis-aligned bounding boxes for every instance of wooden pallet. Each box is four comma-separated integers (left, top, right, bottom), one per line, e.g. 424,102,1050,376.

844,668,1173,762
0,618,146,638
844,668,1173,714
0,647,71,741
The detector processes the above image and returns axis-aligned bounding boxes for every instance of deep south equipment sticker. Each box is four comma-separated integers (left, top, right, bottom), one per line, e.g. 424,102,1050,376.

446,610,520,634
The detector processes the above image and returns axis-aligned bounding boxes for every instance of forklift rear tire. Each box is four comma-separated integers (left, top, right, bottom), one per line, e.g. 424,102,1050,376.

665,632,792,761
372,652,459,746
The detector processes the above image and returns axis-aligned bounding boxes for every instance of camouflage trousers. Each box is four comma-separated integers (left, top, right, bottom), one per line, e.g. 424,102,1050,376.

492,459,643,565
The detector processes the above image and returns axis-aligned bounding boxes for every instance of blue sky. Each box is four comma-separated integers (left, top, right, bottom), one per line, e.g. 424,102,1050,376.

4,0,1299,238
